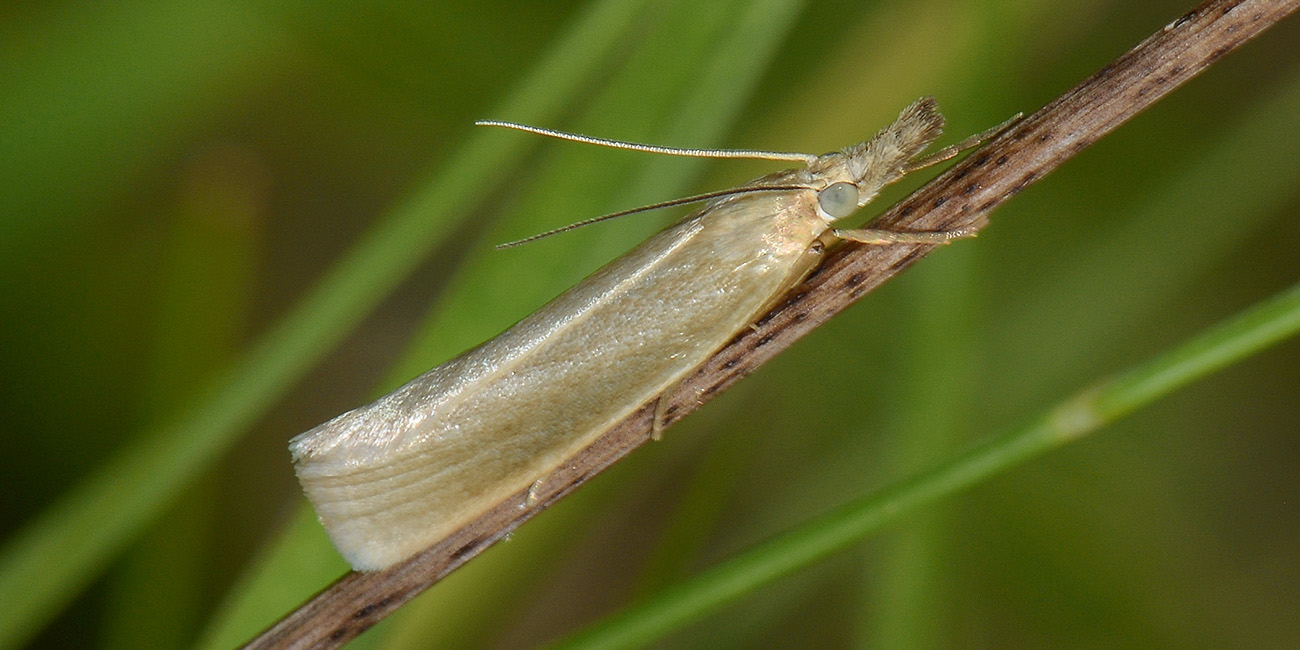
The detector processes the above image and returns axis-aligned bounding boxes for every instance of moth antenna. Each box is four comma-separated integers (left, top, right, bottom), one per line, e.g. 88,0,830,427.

476,120,818,163
497,185,812,249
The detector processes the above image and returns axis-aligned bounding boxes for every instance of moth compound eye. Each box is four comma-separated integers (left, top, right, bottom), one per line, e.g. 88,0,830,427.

818,182,859,218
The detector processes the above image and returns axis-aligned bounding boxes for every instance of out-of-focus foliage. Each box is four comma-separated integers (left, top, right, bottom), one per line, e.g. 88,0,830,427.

1,1,1297,648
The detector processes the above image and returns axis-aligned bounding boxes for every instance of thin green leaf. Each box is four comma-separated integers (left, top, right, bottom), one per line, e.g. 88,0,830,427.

546,280,1300,650
0,1,657,647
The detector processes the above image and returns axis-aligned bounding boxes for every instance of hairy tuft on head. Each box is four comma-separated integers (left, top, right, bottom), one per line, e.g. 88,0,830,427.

883,96,945,158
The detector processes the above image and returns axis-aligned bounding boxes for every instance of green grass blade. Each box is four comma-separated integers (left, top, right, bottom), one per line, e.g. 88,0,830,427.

0,1,656,647
546,280,1300,650
100,153,262,650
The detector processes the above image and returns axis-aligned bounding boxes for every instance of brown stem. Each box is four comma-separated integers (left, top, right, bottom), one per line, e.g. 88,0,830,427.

241,0,1300,647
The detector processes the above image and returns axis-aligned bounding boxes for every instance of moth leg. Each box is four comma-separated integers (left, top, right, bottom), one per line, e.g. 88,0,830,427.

904,111,1023,173
651,395,669,441
651,381,683,441
525,479,543,507
834,225,978,245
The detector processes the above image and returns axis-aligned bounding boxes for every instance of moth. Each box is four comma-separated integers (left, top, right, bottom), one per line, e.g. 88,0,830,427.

290,97,999,571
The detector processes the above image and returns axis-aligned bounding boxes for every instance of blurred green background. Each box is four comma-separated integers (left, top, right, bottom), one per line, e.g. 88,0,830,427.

2,0,1299,648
